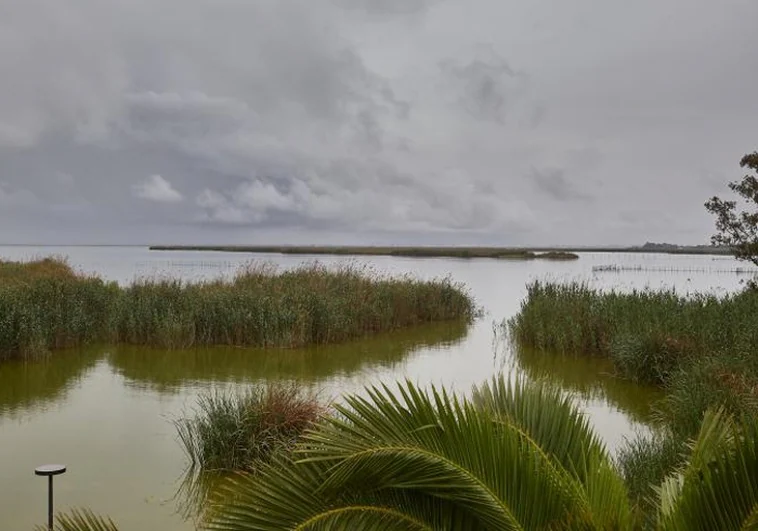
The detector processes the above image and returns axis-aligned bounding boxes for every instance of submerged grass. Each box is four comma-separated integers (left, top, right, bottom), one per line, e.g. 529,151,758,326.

0,258,476,360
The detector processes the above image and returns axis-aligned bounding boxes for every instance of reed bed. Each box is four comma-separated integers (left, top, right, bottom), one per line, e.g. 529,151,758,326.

509,281,758,386
0,258,476,360
509,280,758,511
150,245,580,260
0,258,120,359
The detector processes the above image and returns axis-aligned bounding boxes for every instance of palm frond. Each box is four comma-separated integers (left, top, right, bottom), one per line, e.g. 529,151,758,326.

473,375,633,528
659,412,758,530
472,375,607,476
206,377,633,530
33,508,119,531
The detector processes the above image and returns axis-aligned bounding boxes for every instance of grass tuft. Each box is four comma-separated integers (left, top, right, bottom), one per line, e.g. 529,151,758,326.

175,383,323,474
616,430,685,527
173,383,324,519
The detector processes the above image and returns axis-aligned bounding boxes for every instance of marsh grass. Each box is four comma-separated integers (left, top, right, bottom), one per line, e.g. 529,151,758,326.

509,281,758,384
508,282,758,423
175,383,323,473
149,245,580,260
0,258,476,359
510,280,758,514
173,383,324,519
616,431,686,527
0,258,120,360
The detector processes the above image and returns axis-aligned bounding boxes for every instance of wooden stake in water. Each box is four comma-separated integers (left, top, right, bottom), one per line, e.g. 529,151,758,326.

35,464,66,531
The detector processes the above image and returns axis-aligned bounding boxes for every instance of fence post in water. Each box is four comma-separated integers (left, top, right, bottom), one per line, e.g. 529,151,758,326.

35,464,66,531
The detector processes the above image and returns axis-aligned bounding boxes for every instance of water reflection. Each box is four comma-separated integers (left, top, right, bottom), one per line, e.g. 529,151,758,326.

513,346,664,424
0,348,101,418
108,320,470,392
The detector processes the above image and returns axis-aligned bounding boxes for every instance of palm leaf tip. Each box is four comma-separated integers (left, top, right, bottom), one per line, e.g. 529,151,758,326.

33,508,119,531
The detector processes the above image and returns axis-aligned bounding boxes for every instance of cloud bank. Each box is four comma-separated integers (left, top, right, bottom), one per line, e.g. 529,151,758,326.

1,0,756,245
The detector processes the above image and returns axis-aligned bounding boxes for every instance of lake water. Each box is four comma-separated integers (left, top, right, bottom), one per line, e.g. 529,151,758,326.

0,246,749,529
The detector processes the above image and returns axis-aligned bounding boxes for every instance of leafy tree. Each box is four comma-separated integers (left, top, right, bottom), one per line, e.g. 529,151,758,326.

705,151,758,266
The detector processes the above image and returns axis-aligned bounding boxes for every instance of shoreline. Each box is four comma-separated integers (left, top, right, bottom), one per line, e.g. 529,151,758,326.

148,245,581,260
147,244,733,258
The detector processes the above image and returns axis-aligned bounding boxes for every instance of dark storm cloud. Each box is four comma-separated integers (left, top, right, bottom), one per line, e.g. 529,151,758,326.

530,167,593,203
1,0,757,245
333,0,442,15
441,46,523,124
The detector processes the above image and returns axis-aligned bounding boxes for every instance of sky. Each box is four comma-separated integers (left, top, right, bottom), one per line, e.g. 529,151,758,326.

1,0,756,246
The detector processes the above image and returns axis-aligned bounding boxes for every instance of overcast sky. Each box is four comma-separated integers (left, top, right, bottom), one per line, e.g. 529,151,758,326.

1,0,756,246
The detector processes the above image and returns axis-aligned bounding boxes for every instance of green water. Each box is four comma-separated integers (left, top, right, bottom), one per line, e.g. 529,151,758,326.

1,246,743,529
0,322,655,530
513,346,664,424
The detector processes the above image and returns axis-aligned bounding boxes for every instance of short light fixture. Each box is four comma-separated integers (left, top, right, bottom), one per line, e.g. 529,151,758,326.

35,464,67,531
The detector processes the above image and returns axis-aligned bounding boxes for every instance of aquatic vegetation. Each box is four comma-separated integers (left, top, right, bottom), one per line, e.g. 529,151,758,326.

206,375,634,530
510,280,758,519
175,383,323,474
173,383,324,520
0,258,476,360
0,259,120,360
616,431,686,527
508,281,758,432
509,281,758,385
149,245,580,260
40,378,758,530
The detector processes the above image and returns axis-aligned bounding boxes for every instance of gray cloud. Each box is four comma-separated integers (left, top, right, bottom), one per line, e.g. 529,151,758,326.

133,175,184,203
440,45,525,124
530,167,593,203
1,0,757,246
333,0,442,16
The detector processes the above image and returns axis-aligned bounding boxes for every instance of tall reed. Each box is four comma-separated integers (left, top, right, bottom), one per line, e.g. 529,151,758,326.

0,258,476,360
510,279,758,511
509,281,758,385
0,258,120,360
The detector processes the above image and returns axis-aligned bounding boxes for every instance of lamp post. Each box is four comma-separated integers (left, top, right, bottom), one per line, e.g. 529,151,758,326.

35,464,67,531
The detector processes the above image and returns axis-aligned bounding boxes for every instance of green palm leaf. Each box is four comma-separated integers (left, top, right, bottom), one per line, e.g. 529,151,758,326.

33,508,119,531
472,375,607,479
658,410,758,530
472,375,633,529
205,376,632,530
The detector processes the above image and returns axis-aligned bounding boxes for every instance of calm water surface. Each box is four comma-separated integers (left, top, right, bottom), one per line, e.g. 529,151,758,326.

0,246,749,529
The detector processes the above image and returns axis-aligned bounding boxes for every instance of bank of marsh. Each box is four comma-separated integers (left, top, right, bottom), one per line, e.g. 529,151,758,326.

509,280,758,512
0,258,476,360
150,244,580,260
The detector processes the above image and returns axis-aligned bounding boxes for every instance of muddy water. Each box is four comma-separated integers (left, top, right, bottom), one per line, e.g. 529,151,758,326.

0,246,747,529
